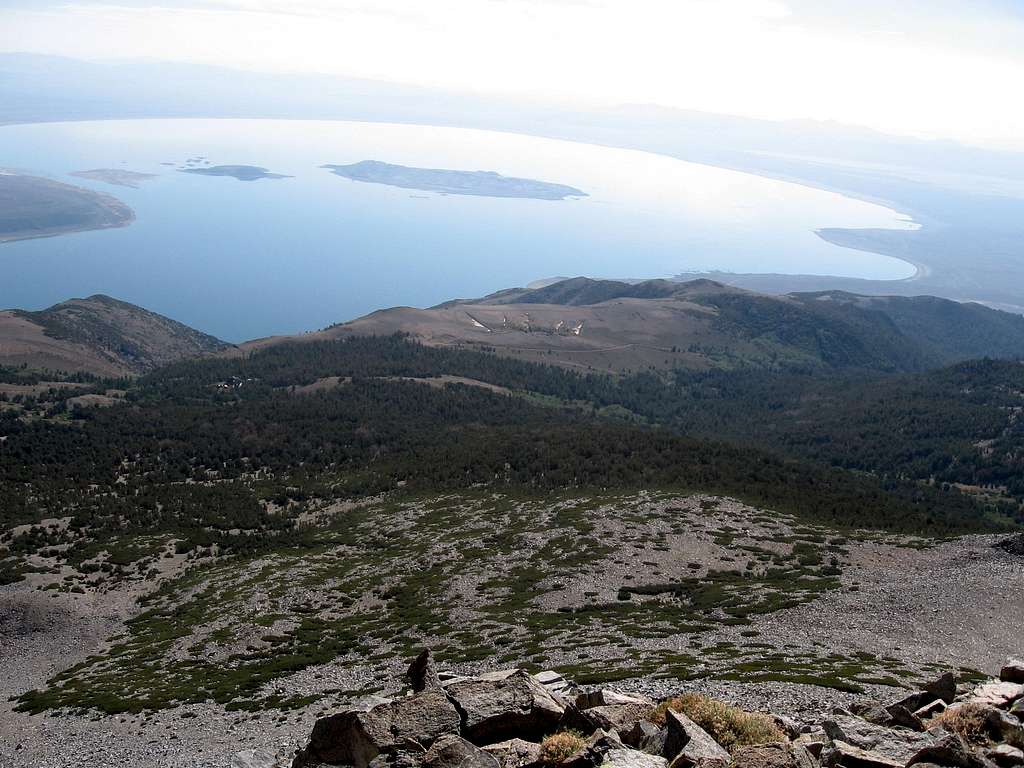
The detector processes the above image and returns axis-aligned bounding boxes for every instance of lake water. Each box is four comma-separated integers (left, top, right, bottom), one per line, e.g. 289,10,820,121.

0,119,917,342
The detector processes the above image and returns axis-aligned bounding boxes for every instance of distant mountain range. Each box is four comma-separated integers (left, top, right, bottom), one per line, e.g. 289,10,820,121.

5,279,1024,377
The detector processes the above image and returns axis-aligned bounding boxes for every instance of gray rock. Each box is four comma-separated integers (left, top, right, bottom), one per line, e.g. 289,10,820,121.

905,731,986,768
988,745,1024,767
888,692,940,716
409,650,441,693
422,735,501,768
913,701,947,722
293,689,461,768
622,721,662,751
1011,699,1024,721
825,741,902,768
582,703,655,739
849,702,923,732
924,673,959,705
445,669,566,745
482,738,543,768
728,742,819,768
882,705,924,732
1003,662,1024,686
821,715,936,764
662,710,730,768
602,748,670,768
970,682,1024,708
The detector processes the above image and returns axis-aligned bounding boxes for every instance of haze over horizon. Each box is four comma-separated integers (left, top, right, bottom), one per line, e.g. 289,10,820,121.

2,0,1023,151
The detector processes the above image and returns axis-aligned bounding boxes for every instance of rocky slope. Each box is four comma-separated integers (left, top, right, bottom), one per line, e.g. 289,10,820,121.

0,294,231,376
269,650,1024,768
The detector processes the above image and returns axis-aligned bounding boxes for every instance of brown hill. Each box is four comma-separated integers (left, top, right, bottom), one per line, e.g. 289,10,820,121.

244,277,1024,375
0,295,231,376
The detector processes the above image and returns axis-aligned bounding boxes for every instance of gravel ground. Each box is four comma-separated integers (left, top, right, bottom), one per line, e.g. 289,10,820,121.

2,509,1021,768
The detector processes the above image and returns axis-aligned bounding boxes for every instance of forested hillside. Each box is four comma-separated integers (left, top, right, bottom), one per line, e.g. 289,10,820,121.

2,334,1019,592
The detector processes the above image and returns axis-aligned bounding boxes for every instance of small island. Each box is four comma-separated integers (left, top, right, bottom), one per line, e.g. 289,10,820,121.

180,165,289,181
71,169,158,189
321,160,587,200
0,172,134,244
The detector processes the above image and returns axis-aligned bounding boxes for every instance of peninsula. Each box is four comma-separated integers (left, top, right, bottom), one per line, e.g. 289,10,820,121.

0,172,134,243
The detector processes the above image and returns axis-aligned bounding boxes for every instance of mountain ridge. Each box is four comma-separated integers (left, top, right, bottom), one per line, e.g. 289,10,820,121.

0,294,231,376
267,277,1024,375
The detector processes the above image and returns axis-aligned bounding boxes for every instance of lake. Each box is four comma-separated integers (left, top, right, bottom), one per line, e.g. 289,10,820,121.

0,119,917,342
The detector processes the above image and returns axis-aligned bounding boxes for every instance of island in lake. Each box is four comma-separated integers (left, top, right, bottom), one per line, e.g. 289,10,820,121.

180,165,289,181
321,160,587,200
71,169,158,188
0,172,134,243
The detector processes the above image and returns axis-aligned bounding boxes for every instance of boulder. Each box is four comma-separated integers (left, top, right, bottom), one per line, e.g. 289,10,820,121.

825,741,901,768
445,669,566,745
905,731,986,768
913,701,946,722
422,735,501,768
889,693,938,714
602,748,670,768
882,705,924,732
293,689,461,768
622,721,663,751
728,742,819,768
580,703,654,739
408,650,441,693
969,682,1024,708
924,673,959,705
662,710,730,768
1011,699,1024,721
482,739,543,768
849,702,923,732
535,671,570,696
821,715,935,765
988,745,1024,767
1003,663,1024,686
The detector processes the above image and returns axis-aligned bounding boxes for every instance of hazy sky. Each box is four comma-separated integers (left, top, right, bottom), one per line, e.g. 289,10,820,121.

2,0,1023,148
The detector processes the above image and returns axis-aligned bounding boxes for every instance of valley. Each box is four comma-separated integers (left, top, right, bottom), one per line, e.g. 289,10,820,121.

1,282,1023,767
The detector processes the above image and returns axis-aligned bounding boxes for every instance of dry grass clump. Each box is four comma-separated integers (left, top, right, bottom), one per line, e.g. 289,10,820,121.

648,693,784,751
930,703,992,745
541,730,588,763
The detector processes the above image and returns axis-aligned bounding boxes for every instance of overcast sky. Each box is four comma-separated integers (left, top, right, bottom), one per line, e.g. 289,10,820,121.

2,0,1023,149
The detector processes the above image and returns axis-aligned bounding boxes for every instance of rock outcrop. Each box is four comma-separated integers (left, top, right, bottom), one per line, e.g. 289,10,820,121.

286,653,1024,768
